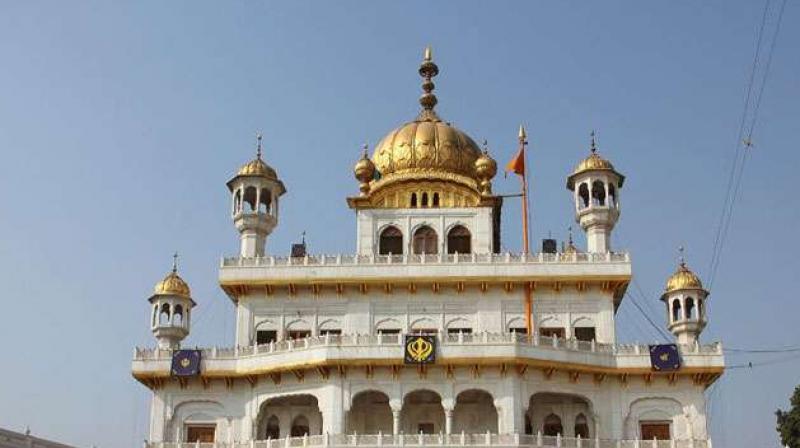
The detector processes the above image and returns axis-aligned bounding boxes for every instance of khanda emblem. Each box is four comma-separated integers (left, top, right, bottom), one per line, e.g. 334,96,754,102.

404,335,436,364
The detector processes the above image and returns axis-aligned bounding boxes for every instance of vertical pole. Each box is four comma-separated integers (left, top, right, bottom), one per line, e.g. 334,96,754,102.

519,126,534,337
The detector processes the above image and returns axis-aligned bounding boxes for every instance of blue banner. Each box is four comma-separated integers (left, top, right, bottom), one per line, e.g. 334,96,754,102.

649,344,681,371
171,349,202,377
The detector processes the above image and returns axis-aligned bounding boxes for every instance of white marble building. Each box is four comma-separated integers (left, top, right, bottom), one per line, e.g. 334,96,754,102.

133,49,724,448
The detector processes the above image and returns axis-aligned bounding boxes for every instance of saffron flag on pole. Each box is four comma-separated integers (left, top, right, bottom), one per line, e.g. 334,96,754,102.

506,124,527,176
505,146,525,176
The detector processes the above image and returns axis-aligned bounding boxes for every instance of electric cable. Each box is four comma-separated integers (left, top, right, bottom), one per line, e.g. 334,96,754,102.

708,0,788,288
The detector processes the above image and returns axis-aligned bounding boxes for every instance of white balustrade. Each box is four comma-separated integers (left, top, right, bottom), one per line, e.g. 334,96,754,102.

133,333,721,362
220,252,630,268
142,434,709,448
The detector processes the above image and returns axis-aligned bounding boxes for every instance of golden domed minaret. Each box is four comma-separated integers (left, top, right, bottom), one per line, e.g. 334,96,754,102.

148,253,195,349
227,133,286,258
661,250,709,345
566,132,625,253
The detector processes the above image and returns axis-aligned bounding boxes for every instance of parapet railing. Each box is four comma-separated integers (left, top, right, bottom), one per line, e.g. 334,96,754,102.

220,252,630,268
144,433,710,448
134,332,722,361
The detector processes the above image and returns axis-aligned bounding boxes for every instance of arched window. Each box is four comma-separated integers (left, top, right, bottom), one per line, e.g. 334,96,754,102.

159,303,170,325
244,186,258,212
259,188,271,214
578,183,590,208
447,225,471,254
543,414,563,437
233,190,242,214
685,297,695,320
432,193,440,207
524,414,533,435
421,192,429,207
608,184,617,207
574,414,589,438
173,304,183,326
410,193,418,208
291,415,310,437
591,181,606,206
265,415,280,439
379,226,403,255
672,299,682,322
412,226,438,255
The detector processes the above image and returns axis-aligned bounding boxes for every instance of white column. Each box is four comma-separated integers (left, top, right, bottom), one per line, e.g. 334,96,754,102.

444,409,453,435
390,399,402,435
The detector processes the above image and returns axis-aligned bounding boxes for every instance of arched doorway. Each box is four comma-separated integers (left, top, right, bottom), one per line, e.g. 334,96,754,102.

291,415,310,437
412,226,438,255
379,226,403,255
527,393,593,438
453,389,498,434
543,414,563,437
446,225,471,254
265,415,280,439
257,395,322,440
401,390,444,435
347,391,393,435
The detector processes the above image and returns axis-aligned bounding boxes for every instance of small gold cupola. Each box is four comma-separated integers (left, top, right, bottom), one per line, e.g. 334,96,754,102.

148,253,195,349
664,260,705,294
353,144,376,195
567,132,625,190
660,248,709,345
475,140,498,196
348,47,499,210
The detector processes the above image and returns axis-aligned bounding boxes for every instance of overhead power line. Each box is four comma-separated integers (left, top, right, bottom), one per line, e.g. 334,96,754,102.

708,0,788,288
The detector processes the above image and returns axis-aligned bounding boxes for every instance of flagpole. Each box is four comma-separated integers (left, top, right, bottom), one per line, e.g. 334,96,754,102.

519,125,534,337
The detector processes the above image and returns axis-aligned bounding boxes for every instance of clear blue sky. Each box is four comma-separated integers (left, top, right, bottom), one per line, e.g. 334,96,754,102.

0,2,797,447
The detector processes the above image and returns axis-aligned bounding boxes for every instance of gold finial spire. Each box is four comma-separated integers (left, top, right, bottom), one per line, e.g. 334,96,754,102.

590,130,597,153
518,125,527,142
256,132,263,160
417,46,440,120
678,246,686,267
172,252,179,273
482,139,490,154
568,226,574,245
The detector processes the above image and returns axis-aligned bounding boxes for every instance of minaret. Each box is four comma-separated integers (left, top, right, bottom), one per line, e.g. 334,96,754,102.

227,133,287,258
660,249,709,345
566,132,625,253
149,254,195,349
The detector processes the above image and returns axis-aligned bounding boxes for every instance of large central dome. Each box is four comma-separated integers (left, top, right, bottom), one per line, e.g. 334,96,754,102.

349,48,498,209
372,117,483,183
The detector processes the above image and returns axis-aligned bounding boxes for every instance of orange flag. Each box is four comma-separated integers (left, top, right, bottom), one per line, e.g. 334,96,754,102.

506,147,525,176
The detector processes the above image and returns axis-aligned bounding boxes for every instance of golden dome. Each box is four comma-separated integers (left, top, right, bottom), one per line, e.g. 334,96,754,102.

665,262,704,293
475,143,498,195
562,229,581,255
372,119,483,184
354,146,376,195
235,134,279,180
367,47,490,194
238,158,278,179
566,132,625,190
154,271,191,298
573,152,616,176
151,254,192,299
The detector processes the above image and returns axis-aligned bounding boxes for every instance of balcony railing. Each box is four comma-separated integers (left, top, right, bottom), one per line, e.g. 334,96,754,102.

144,433,710,448
133,332,722,362
220,252,630,268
